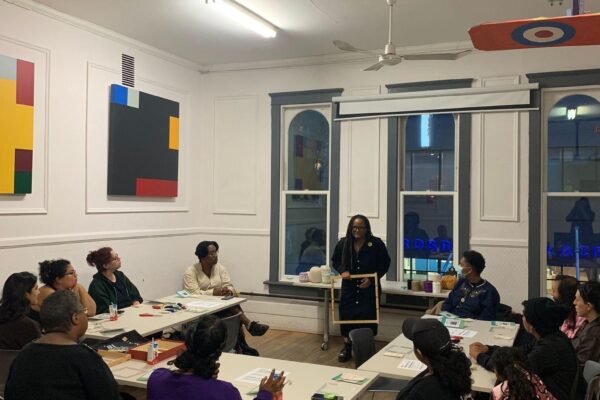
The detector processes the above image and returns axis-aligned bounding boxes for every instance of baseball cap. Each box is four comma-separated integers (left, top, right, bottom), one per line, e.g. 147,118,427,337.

402,318,452,358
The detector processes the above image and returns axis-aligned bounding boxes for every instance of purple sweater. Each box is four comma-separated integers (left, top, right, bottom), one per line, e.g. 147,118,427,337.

147,368,272,400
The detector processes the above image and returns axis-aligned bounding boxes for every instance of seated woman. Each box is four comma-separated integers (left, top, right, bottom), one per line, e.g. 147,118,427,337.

0,272,41,349
572,280,600,366
183,241,269,356
469,298,577,400
491,347,556,400
551,275,586,339
87,247,143,314
37,259,96,317
396,318,471,400
147,315,285,400
441,250,500,320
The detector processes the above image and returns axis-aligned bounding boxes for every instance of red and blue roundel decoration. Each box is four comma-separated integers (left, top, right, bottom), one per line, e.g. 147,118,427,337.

511,21,575,46
469,13,600,51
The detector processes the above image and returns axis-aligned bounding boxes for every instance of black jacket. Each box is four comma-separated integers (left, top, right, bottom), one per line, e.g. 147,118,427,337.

476,331,577,400
396,371,463,400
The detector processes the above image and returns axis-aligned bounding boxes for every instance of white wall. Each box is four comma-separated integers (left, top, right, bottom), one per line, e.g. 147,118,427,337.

3,1,600,330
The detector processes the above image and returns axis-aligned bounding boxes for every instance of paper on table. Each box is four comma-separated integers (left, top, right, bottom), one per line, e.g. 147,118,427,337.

235,368,285,385
383,345,412,358
398,359,427,372
186,300,222,309
447,327,478,338
112,366,148,379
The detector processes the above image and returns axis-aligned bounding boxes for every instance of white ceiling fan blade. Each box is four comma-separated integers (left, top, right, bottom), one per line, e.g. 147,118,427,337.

364,61,386,71
333,40,376,55
402,50,471,61
382,57,402,66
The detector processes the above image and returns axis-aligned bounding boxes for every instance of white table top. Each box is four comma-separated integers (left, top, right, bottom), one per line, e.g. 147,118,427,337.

85,295,246,340
289,277,450,299
111,352,378,400
358,317,518,393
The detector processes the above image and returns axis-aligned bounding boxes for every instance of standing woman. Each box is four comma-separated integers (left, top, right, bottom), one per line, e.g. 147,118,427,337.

87,247,143,314
0,272,41,349
37,259,96,317
332,214,390,362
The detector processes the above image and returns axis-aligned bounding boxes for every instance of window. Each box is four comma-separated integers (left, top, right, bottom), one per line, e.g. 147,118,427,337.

281,107,331,276
400,114,457,282
545,93,600,287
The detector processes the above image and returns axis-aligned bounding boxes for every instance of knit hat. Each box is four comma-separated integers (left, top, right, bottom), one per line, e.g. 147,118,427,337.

522,297,569,336
402,318,452,358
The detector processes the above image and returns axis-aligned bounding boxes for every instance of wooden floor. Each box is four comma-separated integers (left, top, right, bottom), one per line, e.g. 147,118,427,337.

122,329,397,400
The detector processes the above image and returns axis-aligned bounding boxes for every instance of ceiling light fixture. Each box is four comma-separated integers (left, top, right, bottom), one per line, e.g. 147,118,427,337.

210,0,277,38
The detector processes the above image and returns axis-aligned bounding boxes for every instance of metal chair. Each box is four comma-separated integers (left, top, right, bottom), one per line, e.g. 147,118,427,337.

220,312,242,353
585,361,600,400
349,328,408,396
0,349,19,399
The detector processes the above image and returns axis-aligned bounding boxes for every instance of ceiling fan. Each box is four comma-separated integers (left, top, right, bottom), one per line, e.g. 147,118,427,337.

333,0,471,71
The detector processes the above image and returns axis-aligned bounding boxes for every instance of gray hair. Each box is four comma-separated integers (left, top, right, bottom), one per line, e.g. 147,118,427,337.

40,291,82,333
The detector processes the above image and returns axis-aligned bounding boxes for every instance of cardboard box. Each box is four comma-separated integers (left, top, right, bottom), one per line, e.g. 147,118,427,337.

128,339,186,362
97,350,132,367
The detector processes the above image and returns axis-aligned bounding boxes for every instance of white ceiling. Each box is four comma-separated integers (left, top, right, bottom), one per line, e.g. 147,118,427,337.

32,0,600,66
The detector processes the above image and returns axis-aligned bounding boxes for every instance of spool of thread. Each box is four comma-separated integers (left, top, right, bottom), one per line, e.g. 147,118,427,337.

411,280,423,291
432,281,442,294
423,280,433,293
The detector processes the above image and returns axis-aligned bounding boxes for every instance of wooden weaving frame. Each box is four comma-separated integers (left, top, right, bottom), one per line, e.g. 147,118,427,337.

330,273,379,325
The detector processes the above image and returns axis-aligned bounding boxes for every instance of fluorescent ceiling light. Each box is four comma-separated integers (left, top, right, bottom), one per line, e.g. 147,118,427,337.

212,0,277,38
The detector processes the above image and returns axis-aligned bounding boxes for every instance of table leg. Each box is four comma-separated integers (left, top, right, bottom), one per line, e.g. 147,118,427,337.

321,289,329,351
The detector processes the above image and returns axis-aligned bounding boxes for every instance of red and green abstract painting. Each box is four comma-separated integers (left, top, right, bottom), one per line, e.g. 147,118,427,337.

107,84,179,197
0,53,34,194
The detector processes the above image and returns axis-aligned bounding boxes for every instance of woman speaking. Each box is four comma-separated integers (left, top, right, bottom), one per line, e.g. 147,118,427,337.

332,214,390,362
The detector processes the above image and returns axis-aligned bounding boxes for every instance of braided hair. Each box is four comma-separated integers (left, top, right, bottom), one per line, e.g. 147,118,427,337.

427,345,472,396
341,215,372,271
174,315,226,378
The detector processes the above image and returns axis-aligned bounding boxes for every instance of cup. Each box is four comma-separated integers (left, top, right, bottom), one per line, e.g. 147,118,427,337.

411,280,423,291
406,279,413,290
109,303,118,321
423,280,433,293
299,272,309,283
432,281,442,294
321,270,331,284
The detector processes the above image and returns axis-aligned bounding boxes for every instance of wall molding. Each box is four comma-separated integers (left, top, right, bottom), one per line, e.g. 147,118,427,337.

0,34,50,215
470,237,528,248
2,0,200,70
85,62,190,214
0,227,270,249
212,95,258,216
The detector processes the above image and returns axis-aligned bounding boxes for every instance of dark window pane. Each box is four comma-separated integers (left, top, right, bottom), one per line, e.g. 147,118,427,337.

404,114,455,191
546,196,600,282
547,94,600,192
402,195,453,280
287,110,329,190
284,194,327,275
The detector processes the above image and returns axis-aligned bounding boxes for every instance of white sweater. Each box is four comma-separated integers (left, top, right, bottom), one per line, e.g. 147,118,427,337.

182,262,235,296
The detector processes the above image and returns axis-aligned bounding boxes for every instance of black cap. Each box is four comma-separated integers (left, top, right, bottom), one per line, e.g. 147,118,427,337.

522,297,569,336
402,318,452,358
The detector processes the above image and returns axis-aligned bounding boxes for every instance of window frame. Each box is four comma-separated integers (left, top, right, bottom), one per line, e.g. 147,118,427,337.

397,114,460,283
540,85,600,289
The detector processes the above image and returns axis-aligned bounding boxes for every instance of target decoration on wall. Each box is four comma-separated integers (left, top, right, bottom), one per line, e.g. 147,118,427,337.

469,13,600,51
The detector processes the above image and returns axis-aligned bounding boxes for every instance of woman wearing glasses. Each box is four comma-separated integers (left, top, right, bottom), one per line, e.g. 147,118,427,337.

87,247,143,314
36,259,96,317
331,214,391,362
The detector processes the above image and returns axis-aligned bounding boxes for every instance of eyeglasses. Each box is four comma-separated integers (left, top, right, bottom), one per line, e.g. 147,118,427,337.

64,271,77,276
75,308,88,316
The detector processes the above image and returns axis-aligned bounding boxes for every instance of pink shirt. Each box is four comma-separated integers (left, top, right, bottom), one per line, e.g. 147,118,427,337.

560,315,587,339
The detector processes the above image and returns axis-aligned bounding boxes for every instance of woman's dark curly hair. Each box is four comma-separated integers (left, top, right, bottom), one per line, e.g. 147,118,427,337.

428,345,472,396
0,272,37,323
491,347,537,400
174,315,226,378
39,259,70,286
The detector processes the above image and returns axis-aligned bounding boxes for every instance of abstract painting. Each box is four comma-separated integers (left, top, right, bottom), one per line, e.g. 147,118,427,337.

107,84,179,197
0,54,34,194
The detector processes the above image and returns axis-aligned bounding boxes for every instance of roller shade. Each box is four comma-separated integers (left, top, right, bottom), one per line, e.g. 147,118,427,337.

333,83,539,120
